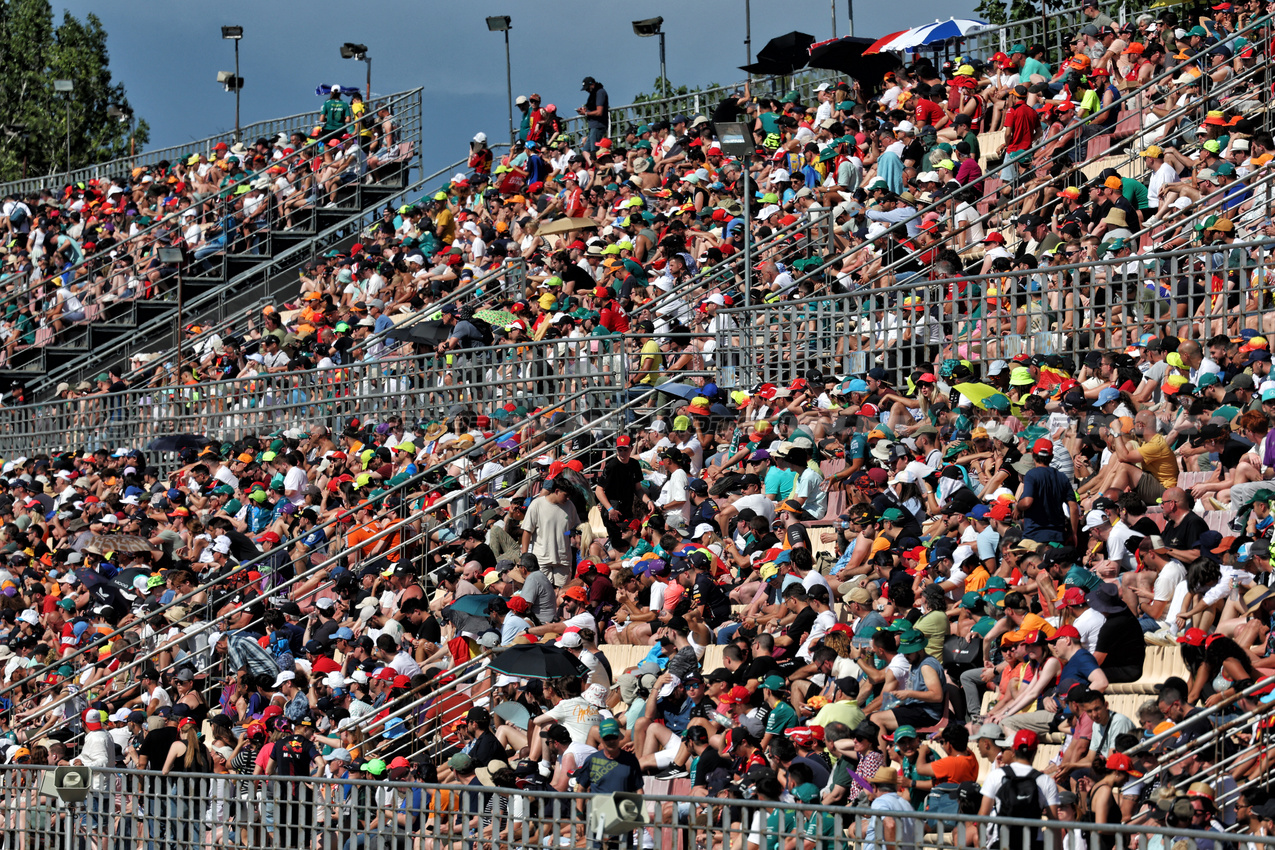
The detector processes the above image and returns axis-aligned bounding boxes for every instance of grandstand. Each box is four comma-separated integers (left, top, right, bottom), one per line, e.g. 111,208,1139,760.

2,4,1275,850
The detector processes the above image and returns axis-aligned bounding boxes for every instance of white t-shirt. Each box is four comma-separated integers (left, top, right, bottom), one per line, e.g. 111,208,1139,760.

1150,560,1187,629
658,468,690,527
1072,608,1105,653
546,696,600,743
799,609,837,660
284,466,309,505
731,494,775,525
981,762,1060,846
1147,162,1180,209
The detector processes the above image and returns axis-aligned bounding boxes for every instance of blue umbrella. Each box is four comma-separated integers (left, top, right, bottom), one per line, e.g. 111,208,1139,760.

446,594,498,616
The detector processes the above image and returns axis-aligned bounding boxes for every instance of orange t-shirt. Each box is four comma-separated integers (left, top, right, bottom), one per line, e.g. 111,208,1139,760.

346,521,382,557
930,751,980,783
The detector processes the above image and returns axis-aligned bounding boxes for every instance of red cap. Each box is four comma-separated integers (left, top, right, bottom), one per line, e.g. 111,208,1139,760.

1048,624,1081,642
389,756,412,770
827,623,852,634
1032,438,1054,455
789,378,808,391
1013,729,1038,750
261,705,284,721
392,675,412,689
721,685,753,705
983,232,1006,244
594,286,611,299
576,561,598,577
256,532,281,544
903,546,925,562
616,435,632,448
1105,752,1142,776
507,595,530,614
374,668,397,681
1177,628,1207,647
1060,586,1086,607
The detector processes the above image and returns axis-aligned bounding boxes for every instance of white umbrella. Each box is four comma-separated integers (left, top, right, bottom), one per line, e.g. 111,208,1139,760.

879,18,988,52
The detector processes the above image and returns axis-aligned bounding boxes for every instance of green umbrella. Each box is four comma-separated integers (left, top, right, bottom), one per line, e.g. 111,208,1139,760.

474,309,518,329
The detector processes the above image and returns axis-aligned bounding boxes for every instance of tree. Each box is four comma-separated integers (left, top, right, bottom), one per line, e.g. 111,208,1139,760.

0,0,148,181
626,77,722,127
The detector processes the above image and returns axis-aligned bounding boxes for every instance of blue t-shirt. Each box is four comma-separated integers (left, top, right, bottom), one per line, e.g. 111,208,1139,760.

1057,647,1100,697
577,751,644,793
1020,465,1073,542
764,465,797,500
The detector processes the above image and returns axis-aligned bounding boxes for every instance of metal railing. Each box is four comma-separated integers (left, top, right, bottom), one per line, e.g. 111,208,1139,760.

0,88,425,197
2,765,1270,850
718,233,1275,389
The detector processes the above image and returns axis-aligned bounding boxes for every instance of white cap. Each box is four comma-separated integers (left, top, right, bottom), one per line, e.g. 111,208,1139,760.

272,671,296,688
212,536,231,554
865,222,890,241
770,169,790,184
815,83,831,92
658,674,682,698
692,523,717,539
19,609,38,625
495,674,520,687
473,132,487,144
896,120,916,134
324,673,348,690
756,204,780,220
704,293,726,306
987,359,1008,376
110,708,132,722
1082,509,1109,533
556,632,582,649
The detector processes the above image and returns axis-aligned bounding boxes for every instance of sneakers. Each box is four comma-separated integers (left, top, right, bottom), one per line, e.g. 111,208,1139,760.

654,766,688,779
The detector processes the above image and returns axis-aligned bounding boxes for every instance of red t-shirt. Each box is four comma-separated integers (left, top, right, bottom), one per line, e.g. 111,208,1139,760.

914,99,945,127
1005,103,1041,153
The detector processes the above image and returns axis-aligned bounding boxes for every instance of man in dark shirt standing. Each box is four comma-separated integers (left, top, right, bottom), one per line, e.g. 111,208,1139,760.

1018,439,1078,544
577,77,609,152
1089,583,1146,684
595,436,643,544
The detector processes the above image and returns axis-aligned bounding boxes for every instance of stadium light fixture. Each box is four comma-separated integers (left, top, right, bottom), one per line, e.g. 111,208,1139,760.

340,43,372,100
631,18,668,117
221,26,244,141
486,17,514,144
53,80,73,174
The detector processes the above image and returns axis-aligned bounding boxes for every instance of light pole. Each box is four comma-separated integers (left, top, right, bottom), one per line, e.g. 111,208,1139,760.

485,17,514,146
53,80,72,174
340,43,371,101
221,26,244,141
157,247,185,378
106,105,134,160
714,121,757,367
632,18,667,120
847,0,855,36
745,0,752,67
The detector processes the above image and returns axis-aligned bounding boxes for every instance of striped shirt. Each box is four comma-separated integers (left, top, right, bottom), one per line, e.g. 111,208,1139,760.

226,631,280,680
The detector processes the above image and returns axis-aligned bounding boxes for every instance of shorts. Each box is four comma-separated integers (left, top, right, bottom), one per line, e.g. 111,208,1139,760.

63,311,86,323
1133,471,1166,504
889,703,942,729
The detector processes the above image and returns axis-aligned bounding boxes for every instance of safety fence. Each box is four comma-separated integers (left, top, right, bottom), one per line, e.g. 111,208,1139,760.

0,89,426,197
1,764,1267,850
716,236,1275,389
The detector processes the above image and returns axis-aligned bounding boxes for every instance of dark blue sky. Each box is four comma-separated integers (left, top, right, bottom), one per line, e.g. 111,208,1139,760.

61,0,976,175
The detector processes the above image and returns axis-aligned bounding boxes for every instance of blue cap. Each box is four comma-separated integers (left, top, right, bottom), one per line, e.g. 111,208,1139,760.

1095,387,1120,406
846,378,869,393
333,627,355,641
966,504,991,520
383,717,406,739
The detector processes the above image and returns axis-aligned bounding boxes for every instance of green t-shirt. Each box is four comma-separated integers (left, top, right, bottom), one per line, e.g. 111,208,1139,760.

322,98,352,131
1020,57,1051,80
913,609,948,659
1121,177,1149,211
764,699,799,735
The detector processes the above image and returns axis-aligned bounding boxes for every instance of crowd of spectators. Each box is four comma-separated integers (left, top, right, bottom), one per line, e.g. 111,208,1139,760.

0,4,1273,850
0,86,406,366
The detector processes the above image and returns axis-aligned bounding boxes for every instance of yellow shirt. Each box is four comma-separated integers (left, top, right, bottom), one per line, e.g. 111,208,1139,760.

1138,433,1179,488
638,339,662,385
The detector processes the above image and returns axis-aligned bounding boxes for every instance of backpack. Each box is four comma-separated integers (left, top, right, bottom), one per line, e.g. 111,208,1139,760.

924,782,963,832
468,316,495,347
996,766,1044,823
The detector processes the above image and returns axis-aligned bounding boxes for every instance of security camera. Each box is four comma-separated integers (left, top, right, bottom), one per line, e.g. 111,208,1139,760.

341,43,368,59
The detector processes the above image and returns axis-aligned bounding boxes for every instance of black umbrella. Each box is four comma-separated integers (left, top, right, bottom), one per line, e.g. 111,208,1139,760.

489,643,588,680
806,36,903,87
741,31,815,76
146,434,211,453
405,320,450,347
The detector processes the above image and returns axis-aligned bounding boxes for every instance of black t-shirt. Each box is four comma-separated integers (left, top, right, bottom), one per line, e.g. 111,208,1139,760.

598,457,644,518
467,542,497,573
559,263,594,292
469,730,506,765
1162,512,1208,554
1095,609,1146,678
139,726,180,768
786,606,817,646
692,573,732,625
1219,436,1253,471
691,745,730,788
743,656,781,687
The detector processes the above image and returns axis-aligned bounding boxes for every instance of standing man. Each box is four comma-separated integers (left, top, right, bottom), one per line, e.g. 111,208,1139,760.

521,479,578,588
577,77,609,152
321,86,353,140
1018,439,1078,545
594,434,643,548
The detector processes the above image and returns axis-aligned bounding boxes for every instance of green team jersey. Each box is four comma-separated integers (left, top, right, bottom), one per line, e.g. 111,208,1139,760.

322,97,352,131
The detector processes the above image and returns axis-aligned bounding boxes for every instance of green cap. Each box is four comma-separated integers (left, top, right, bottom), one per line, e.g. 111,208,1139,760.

893,725,918,741
1099,238,1127,253
1188,25,1208,36
898,629,926,653
986,576,1009,591
248,490,268,503
1195,214,1220,232
960,591,983,610
261,451,277,462
362,759,387,776
984,393,1010,412
335,322,351,333
1203,139,1221,153
224,499,243,515
212,484,234,496
95,373,110,383
970,616,999,637
58,598,75,611
761,674,788,691
599,717,621,739
1018,425,1047,444
1197,372,1221,388
881,508,904,522
1009,43,1026,54
58,665,74,678
793,782,821,803
1215,162,1236,177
